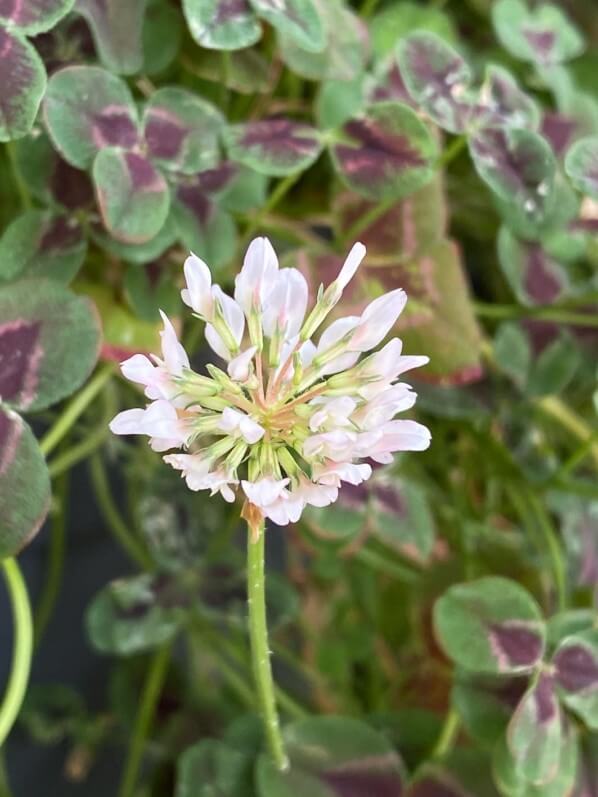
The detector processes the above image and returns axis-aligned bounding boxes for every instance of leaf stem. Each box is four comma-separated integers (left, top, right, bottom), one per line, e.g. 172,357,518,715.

88,454,154,570
5,142,31,210
435,134,467,169
473,301,598,329
39,362,116,458
243,172,302,245
430,707,460,759
536,396,598,471
0,558,33,747
247,524,289,771
527,492,567,612
118,644,170,797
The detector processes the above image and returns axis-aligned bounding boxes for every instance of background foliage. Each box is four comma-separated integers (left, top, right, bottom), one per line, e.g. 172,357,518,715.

1,0,597,795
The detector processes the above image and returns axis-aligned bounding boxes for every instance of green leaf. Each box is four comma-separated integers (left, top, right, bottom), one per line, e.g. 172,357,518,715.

0,408,51,558
330,101,438,200
187,46,272,94
0,0,75,34
497,227,568,307
142,0,183,75
256,716,406,797
0,279,100,412
182,0,262,50
219,165,268,213
565,136,598,199
142,87,223,175
434,577,546,675
0,29,46,142
507,674,562,785
44,66,139,168
76,0,147,74
124,263,181,323
0,210,86,284
176,739,253,797
316,75,365,130
372,478,436,560
369,2,456,61
249,0,324,52
494,323,531,389
86,572,188,655
397,31,474,133
553,630,598,730
453,674,526,750
492,0,584,65
224,118,323,176
279,0,363,82
93,148,170,244
468,128,557,220
527,334,581,397
479,64,541,130
91,214,178,265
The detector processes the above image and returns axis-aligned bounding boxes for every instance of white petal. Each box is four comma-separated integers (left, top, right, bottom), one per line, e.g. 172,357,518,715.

218,407,244,434
316,316,359,356
349,289,407,352
242,477,289,508
120,354,155,385
262,268,309,339
205,323,230,360
335,242,366,291
109,408,146,435
159,311,189,374
228,346,257,382
239,416,265,444
234,237,279,314
182,252,213,318
213,286,245,347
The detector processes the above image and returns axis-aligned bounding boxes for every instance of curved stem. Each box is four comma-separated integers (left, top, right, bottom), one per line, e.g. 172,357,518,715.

528,493,567,612
243,172,302,246
40,363,115,458
431,707,460,759
0,558,33,747
118,644,170,797
473,301,598,329
536,396,598,471
247,524,289,771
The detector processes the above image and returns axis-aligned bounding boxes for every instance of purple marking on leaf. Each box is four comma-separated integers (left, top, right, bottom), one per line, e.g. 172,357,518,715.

338,481,369,511
488,622,544,670
39,216,83,252
522,27,556,62
524,244,563,304
241,119,318,158
92,105,139,150
554,644,598,693
0,0,61,28
177,182,213,226
541,113,577,157
198,162,238,193
534,673,558,723
322,766,403,797
408,778,464,797
336,118,424,187
372,483,406,517
51,157,95,210
144,108,187,162
0,408,21,476
124,152,162,192
370,64,414,105
215,0,252,24
0,27,37,132
0,320,42,406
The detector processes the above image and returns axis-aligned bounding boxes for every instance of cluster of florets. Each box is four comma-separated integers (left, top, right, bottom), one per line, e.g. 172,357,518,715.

110,238,431,527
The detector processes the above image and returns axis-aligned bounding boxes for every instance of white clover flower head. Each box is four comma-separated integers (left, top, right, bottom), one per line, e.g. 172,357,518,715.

110,238,431,536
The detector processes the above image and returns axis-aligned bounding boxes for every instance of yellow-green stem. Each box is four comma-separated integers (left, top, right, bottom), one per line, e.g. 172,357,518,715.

247,524,289,771
0,558,33,746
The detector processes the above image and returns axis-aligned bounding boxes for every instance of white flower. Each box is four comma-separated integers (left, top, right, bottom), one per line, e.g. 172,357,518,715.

110,238,430,530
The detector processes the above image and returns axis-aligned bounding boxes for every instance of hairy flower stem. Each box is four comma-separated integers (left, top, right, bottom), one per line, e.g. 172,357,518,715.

247,523,289,771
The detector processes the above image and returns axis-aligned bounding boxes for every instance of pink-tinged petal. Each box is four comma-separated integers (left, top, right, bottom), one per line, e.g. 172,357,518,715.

349,289,407,352
219,407,245,434
313,461,372,486
159,310,189,374
234,236,279,315
303,429,358,461
316,316,360,355
220,483,236,502
309,396,356,431
360,338,404,381
182,252,213,318
262,268,309,338
354,384,417,428
334,241,366,292
319,350,360,377
164,453,211,489
109,408,146,435
242,477,290,508
228,346,257,382
143,399,185,440
120,353,156,385
150,437,184,452
239,416,265,444
265,491,305,526
369,419,432,457
296,477,338,507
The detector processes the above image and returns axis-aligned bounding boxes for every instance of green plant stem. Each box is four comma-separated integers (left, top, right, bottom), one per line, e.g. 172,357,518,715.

360,0,381,16
48,423,110,479
5,142,30,210
34,474,68,647
118,644,170,797
247,525,289,771
536,396,598,471
431,707,460,759
243,172,302,245
551,430,598,482
0,751,13,797
473,301,598,329
354,547,420,583
527,493,567,612
435,134,467,169
40,363,116,458
0,558,33,747
89,454,153,570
